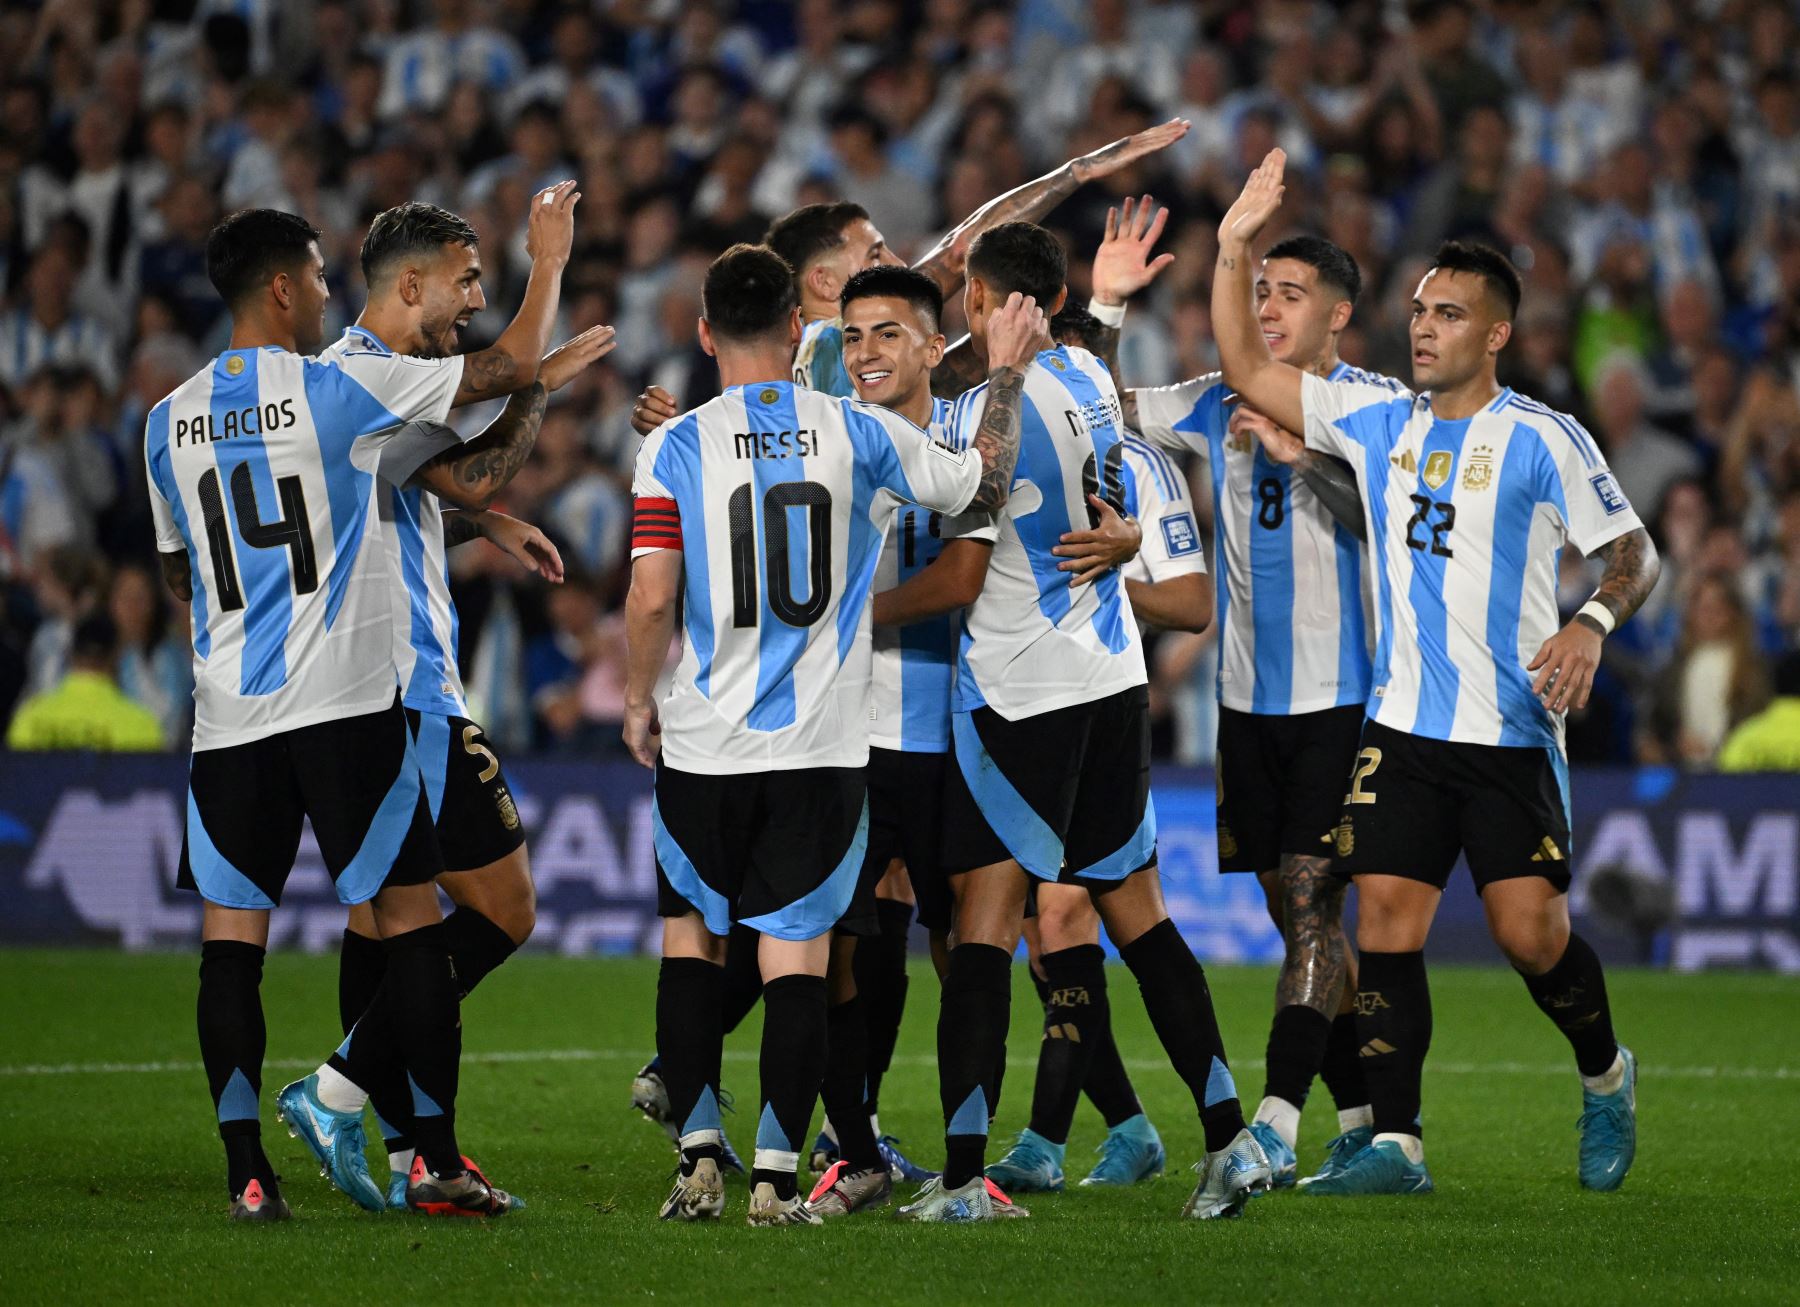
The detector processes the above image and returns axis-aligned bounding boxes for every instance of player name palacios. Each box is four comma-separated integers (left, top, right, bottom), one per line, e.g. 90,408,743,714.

173,398,299,447
734,428,821,460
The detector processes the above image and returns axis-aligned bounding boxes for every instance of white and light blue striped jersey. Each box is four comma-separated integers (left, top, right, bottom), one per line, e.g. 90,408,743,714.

145,345,467,750
1301,374,1645,750
947,345,1146,719
322,328,467,718
1133,361,1384,715
794,317,853,397
631,381,982,774
1119,436,1208,587
868,396,999,753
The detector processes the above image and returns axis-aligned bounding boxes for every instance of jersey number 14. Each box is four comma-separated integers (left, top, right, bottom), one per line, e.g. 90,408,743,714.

198,464,318,612
729,479,833,628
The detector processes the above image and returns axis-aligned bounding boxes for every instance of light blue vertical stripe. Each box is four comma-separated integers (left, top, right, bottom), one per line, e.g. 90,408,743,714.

1354,431,1399,704
1248,447,1293,713
1012,385,1075,628
654,415,713,695
1045,350,1131,654
895,510,954,751
1488,428,1551,745
747,384,807,732
333,720,426,905
836,401,903,663
393,484,451,706
209,351,291,697
1405,420,1465,737
413,707,452,822
1333,519,1368,708
302,361,393,631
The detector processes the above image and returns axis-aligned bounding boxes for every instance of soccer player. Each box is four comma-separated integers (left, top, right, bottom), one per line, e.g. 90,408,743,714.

1213,150,1659,1195
272,184,589,1217
900,222,1270,1224
319,201,615,1209
1099,198,1389,1186
981,301,1212,1195
623,244,1041,1225
148,209,521,1221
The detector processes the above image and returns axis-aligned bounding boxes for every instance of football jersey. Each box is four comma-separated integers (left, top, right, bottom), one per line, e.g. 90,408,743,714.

1301,374,1645,750
145,344,466,750
1133,361,1385,715
948,345,1146,719
794,316,853,397
868,396,999,753
322,327,466,718
631,381,981,774
1119,435,1207,587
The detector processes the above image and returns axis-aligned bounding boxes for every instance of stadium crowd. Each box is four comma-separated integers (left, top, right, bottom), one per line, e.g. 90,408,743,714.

1,0,1797,767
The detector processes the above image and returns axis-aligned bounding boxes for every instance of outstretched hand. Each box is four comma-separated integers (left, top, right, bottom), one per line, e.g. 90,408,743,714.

1074,118,1191,183
525,179,580,267
540,325,617,392
1091,194,1176,307
481,513,565,583
1218,149,1286,250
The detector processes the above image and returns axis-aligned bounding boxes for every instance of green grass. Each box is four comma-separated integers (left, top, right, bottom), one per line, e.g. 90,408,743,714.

2,951,1797,1304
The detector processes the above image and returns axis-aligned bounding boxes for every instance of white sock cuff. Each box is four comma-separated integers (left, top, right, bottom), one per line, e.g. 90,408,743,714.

753,1148,799,1175
1338,1105,1375,1132
314,1063,367,1114
1373,1131,1425,1165
678,1128,722,1154
1253,1095,1302,1149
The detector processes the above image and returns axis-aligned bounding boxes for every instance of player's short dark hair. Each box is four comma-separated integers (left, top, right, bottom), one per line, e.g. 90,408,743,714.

1265,235,1362,305
1049,303,1106,353
967,222,1066,307
702,243,798,342
765,202,870,276
1430,240,1522,318
840,266,943,331
1775,650,1800,698
205,208,322,310
360,202,480,286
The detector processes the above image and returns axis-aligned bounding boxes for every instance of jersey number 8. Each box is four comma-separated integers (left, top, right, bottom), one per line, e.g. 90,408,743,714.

197,464,319,612
729,479,833,628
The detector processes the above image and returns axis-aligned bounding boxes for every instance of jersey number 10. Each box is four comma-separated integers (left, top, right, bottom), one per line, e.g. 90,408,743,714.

198,464,319,612
729,479,833,629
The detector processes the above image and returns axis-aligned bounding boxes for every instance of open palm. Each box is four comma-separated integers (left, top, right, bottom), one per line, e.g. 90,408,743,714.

1092,195,1176,305
1218,149,1287,248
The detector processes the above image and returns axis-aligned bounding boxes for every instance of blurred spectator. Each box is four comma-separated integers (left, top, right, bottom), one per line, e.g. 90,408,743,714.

1717,652,1800,772
109,561,192,747
22,545,111,698
5,613,163,751
0,244,120,392
1589,355,1701,521
1643,573,1772,768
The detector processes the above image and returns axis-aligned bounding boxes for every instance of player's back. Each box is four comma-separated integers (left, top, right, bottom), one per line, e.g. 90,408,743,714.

144,347,405,749
634,380,979,773
951,344,1145,718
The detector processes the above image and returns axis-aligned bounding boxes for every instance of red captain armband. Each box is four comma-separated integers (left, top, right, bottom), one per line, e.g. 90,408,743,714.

632,496,682,551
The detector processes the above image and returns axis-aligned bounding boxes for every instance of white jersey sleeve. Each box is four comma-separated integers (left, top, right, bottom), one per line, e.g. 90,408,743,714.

1131,374,1228,456
854,401,982,519
1301,368,1415,462
1542,417,1645,554
324,338,469,486
1121,437,1206,584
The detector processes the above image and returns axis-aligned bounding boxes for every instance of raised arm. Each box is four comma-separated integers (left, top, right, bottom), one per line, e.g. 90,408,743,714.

1088,195,1178,431
1212,150,1307,436
451,181,581,406
913,120,1190,297
966,294,1050,513
1528,527,1662,714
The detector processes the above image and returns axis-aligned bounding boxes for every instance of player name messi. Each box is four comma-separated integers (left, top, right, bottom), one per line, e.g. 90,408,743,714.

173,398,299,447
735,428,821,460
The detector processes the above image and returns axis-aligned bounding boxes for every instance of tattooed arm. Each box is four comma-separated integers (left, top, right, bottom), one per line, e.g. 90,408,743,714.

968,364,1027,514
1236,406,1367,540
912,119,1189,297
443,508,566,581
158,549,192,602
450,182,579,406
414,381,548,511
1529,527,1661,714
443,513,483,548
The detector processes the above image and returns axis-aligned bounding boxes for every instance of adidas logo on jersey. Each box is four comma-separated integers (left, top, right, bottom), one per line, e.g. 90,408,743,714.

1389,449,1418,473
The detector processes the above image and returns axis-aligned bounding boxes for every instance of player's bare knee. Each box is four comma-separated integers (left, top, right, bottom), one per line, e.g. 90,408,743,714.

1489,914,1568,976
1036,888,1099,952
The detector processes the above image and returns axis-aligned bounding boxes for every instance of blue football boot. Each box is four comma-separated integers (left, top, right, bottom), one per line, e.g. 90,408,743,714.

877,1134,939,1184
1298,1125,1373,1187
1079,1114,1165,1187
1578,1046,1637,1192
1247,1121,1297,1190
1302,1138,1434,1196
274,1075,386,1212
984,1128,1066,1193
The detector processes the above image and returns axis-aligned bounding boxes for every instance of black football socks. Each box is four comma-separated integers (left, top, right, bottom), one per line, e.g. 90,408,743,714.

1118,919,1244,1152
1319,1010,1373,1126
938,943,1013,1188
855,897,914,1120
656,957,725,1170
720,922,764,1035
755,974,829,1200
1518,933,1619,1078
198,939,275,1197
1026,945,1108,1146
1354,950,1432,1140
822,993,883,1171
1263,1004,1332,1113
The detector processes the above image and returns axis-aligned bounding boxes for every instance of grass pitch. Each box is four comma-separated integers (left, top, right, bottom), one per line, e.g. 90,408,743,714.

2,950,1796,1304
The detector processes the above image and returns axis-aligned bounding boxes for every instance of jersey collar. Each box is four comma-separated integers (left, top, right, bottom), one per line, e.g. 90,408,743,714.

342,325,393,355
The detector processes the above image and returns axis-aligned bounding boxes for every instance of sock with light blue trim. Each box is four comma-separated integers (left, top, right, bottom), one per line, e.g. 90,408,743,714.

755,973,828,1201
198,938,275,1198
1118,918,1245,1151
939,943,1013,1188
656,957,725,1172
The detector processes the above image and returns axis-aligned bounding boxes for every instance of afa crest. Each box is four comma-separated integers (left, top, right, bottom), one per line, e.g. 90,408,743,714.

1049,355,1068,371
759,387,780,404
1334,820,1354,858
1422,450,1454,491
225,355,246,376
1462,445,1493,491
496,789,521,831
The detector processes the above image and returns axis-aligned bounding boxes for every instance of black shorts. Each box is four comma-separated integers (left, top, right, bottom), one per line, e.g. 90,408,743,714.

1331,719,1573,893
1215,704,1365,872
178,698,442,909
842,748,951,934
942,684,1156,885
406,708,527,874
653,763,867,942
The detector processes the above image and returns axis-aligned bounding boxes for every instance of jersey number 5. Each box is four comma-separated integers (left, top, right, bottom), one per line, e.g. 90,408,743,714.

198,464,319,612
729,479,833,628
